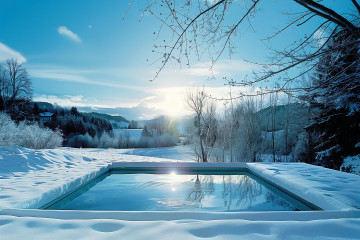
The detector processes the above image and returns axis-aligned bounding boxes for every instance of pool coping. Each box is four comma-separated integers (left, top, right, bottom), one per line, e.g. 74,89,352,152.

110,163,321,211
39,163,319,211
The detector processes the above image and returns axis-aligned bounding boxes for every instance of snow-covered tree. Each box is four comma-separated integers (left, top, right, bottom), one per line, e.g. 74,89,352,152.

0,112,63,149
230,100,262,162
186,89,218,162
305,29,360,169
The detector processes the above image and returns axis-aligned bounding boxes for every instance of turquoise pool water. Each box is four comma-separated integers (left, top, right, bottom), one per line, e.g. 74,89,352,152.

44,170,315,211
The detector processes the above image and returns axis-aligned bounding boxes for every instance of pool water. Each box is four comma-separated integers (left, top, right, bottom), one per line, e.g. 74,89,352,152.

44,171,312,211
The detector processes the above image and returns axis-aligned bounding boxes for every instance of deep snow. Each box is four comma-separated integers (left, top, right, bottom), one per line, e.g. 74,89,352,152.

0,146,360,239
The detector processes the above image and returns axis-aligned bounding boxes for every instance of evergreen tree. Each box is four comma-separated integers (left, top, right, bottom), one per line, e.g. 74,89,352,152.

33,103,40,115
305,30,360,169
70,106,79,116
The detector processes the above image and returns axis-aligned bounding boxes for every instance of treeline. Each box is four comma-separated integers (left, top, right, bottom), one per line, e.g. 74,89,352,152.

141,115,179,147
67,115,179,148
184,87,358,169
40,106,113,146
184,91,303,163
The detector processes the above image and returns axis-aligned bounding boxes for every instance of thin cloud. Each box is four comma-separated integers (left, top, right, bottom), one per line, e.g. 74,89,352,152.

34,94,87,107
57,26,81,43
30,68,145,91
0,42,27,63
33,94,115,109
179,59,254,77
141,96,158,102
33,94,164,120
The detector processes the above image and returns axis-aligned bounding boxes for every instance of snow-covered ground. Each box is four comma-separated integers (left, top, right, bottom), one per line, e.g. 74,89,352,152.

0,146,360,239
72,145,195,161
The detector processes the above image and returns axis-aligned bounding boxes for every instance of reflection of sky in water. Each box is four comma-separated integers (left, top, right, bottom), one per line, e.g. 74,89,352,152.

57,173,298,211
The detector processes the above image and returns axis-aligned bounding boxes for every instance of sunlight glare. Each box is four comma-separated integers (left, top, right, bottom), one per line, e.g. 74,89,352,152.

160,90,187,117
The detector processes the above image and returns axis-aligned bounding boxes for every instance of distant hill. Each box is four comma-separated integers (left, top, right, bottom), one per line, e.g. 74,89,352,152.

84,112,130,129
256,103,310,132
85,112,129,123
33,101,130,129
33,102,54,110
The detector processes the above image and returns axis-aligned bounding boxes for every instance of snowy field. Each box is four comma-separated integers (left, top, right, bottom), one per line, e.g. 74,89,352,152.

70,145,195,161
0,146,360,239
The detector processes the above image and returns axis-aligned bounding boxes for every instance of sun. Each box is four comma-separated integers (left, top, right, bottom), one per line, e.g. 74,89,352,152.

161,89,188,117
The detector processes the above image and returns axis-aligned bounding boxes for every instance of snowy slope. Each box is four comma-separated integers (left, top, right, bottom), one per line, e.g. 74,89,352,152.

0,147,360,239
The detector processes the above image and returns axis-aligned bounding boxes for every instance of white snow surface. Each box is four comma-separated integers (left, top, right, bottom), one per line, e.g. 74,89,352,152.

0,146,360,239
65,145,195,161
110,145,194,160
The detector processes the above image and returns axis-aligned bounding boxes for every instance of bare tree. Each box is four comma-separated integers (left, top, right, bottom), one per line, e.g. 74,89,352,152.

284,94,291,162
270,91,278,162
0,63,9,110
6,59,32,102
186,89,218,162
186,89,207,162
0,59,32,111
231,99,261,162
134,0,360,94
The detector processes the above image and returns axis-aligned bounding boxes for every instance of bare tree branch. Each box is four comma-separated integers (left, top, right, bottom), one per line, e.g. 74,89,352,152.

351,0,360,15
294,0,359,35
151,0,227,81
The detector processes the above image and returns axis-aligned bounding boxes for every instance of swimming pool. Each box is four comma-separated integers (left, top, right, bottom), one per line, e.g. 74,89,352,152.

41,167,320,211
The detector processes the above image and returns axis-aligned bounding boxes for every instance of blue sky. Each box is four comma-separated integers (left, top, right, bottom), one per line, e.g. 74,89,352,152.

0,0,350,120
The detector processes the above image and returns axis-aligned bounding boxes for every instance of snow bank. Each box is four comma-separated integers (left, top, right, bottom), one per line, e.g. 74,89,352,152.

248,163,360,211
0,211,359,240
0,147,182,210
1,147,360,239
0,146,110,210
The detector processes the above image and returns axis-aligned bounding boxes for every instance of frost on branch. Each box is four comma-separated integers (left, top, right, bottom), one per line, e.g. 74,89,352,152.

0,112,63,149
